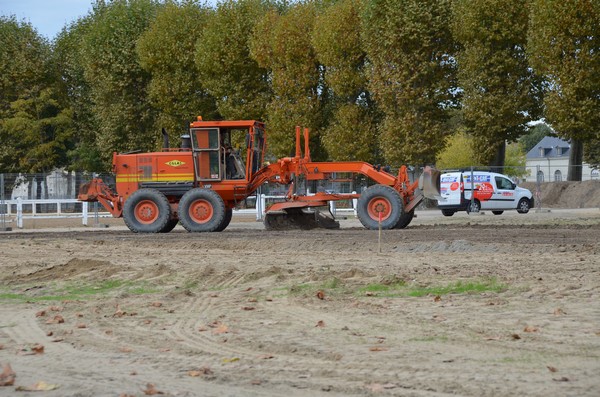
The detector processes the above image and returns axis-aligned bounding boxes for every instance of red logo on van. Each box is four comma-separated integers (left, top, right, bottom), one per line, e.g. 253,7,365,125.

474,182,494,201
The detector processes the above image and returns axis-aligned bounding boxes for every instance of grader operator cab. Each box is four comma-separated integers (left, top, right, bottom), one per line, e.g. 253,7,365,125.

78,118,440,232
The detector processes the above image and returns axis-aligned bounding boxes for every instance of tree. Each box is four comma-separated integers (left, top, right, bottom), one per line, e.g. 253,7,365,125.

0,16,74,173
138,1,218,140
362,0,457,166
250,2,327,159
80,0,161,165
196,0,272,121
53,16,104,171
519,122,554,154
435,130,476,170
312,0,379,162
452,0,542,169
584,140,600,169
528,0,600,181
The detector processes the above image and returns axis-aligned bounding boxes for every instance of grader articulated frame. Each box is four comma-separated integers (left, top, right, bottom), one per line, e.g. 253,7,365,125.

78,119,440,233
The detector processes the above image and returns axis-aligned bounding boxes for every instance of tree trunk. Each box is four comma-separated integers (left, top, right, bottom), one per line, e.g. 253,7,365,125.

568,139,583,181
488,141,506,173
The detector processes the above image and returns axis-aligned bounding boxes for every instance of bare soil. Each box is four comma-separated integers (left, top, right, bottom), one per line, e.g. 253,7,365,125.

1,209,599,397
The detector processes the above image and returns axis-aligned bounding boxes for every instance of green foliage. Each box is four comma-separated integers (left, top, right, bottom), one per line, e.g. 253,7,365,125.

528,1,599,144
250,2,327,159
504,142,526,178
435,130,476,170
312,0,379,162
195,0,272,120
81,0,162,165
138,1,218,140
362,0,457,166
452,0,542,166
584,139,600,169
0,17,74,172
528,1,599,180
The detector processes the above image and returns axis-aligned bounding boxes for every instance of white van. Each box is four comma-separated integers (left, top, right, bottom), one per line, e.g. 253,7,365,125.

437,171,534,216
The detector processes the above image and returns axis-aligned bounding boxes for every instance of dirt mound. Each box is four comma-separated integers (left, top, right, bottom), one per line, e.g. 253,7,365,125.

3,258,118,284
521,180,600,208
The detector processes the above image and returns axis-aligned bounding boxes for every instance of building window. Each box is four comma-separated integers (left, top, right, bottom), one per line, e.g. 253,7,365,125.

554,170,562,182
539,147,545,157
537,170,544,183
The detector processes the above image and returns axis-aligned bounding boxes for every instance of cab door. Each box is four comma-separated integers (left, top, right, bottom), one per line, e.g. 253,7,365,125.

190,128,221,181
492,175,517,209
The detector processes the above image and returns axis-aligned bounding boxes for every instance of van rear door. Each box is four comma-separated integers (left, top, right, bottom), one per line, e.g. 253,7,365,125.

439,173,462,206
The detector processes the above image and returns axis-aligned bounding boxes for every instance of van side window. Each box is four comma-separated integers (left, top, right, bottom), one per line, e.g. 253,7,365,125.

495,176,514,190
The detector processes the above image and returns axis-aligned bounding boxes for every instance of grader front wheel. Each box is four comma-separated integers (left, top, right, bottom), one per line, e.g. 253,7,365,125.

123,189,171,233
357,185,403,230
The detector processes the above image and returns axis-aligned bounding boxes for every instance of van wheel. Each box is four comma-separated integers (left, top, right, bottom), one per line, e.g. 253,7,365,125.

517,198,530,214
466,200,480,213
492,211,504,215
441,209,455,217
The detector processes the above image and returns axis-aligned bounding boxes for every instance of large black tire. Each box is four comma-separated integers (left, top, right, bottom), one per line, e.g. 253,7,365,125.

160,218,179,233
492,210,504,215
357,185,403,230
215,208,233,232
394,209,414,229
441,209,455,217
123,189,171,233
178,188,226,232
466,199,481,214
517,198,531,214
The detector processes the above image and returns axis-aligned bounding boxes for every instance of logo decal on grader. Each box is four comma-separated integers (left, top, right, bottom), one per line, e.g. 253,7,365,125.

166,160,185,167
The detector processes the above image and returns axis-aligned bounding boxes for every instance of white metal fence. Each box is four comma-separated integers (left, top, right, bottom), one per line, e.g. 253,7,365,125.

0,194,359,230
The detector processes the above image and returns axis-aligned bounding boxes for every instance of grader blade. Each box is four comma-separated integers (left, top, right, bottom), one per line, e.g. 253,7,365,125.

419,166,442,200
264,206,340,231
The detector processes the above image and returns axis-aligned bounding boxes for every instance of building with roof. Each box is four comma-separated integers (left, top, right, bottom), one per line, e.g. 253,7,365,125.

525,136,598,182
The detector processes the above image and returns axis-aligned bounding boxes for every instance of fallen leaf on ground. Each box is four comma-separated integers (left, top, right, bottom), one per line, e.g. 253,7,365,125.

553,308,566,315
49,306,62,312
242,306,255,311
316,290,325,300
251,379,262,385
315,320,325,327
188,367,212,377
151,302,162,307
35,310,46,317
547,366,558,373
212,324,229,334
76,323,87,329
258,354,274,359
0,364,16,386
119,347,133,353
142,383,164,395
46,315,64,324
434,295,442,302
247,297,258,303
485,336,502,341
369,347,388,352
524,326,539,333
511,334,521,340
16,381,59,391
552,377,569,382
222,357,240,363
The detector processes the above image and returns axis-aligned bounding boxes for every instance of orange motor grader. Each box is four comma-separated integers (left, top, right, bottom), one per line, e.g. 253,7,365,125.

78,118,440,233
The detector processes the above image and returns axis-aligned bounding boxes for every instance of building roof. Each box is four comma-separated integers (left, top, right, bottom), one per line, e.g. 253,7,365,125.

526,136,570,159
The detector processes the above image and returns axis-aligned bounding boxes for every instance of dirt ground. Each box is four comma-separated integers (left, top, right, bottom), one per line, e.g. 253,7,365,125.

0,208,599,397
